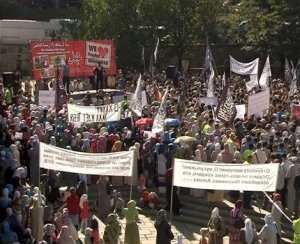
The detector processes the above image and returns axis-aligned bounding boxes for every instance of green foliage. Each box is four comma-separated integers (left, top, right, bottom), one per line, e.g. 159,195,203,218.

221,0,300,58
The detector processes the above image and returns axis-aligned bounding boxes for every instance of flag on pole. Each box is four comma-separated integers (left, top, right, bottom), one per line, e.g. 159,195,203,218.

130,74,143,116
259,55,271,88
152,87,169,134
141,46,145,71
154,37,160,64
149,53,154,77
216,86,236,123
201,44,213,82
207,61,215,97
289,68,298,98
221,72,226,90
285,58,293,83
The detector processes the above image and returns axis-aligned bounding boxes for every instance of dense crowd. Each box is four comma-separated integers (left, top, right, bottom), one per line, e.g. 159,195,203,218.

0,69,299,244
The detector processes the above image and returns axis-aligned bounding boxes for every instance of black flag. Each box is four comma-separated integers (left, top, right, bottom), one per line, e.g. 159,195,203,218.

216,85,236,123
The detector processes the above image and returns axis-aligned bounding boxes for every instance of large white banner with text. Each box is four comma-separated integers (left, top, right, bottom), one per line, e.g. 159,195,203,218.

173,159,279,192
40,142,134,176
68,102,122,126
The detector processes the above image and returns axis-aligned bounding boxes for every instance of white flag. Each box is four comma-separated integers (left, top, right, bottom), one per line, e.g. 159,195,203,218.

222,72,226,90
154,37,160,64
130,74,143,116
289,69,298,98
207,62,215,97
259,55,271,88
152,87,169,134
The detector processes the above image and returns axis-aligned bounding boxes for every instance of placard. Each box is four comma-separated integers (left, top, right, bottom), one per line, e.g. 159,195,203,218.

199,97,218,106
235,104,246,119
39,90,56,107
40,142,133,176
173,159,279,192
248,89,270,118
67,102,122,126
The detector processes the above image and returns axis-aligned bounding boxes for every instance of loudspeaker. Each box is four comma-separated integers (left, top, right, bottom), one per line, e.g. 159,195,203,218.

166,65,177,80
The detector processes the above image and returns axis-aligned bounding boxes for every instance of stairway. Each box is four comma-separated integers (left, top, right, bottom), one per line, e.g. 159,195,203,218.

87,184,293,243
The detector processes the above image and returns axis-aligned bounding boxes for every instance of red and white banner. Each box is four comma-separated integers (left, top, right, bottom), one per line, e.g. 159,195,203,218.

30,40,116,80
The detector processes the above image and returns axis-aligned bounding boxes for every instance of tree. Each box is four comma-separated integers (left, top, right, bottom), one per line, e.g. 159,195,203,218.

221,0,300,64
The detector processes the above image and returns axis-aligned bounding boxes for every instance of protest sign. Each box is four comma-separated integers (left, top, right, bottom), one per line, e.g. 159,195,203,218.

248,89,270,118
39,90,56,107
40,142,134,176
173,159,279,192
30,40,116,80
67,102,122,126
291,104,300,120
235,104,246,119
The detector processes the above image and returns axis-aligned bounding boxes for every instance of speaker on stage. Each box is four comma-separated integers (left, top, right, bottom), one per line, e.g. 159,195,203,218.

166,65,177,80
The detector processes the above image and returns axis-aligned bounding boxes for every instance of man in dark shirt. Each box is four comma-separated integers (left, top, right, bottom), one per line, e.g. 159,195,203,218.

94,63,105,91
62,60,70,94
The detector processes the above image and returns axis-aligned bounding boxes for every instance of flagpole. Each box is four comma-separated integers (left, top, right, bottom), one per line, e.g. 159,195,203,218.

169,178,175,224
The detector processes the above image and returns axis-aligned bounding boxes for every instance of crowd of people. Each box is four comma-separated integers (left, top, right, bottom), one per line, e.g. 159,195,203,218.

0,67,299,244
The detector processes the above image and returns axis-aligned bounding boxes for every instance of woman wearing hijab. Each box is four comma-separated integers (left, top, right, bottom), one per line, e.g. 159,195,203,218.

229,200,246,244
96,176,110,221
258,214,278,244
103,213,121,244
207,207,225,244
123,200,140,244
242,218,258,244
57,225,76,244
154,209,174,244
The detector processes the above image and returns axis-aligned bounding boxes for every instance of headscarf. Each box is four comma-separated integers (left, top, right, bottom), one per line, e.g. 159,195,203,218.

244,218,254,244
57,226,76,244
264,214,277,233
50,136,56,146
155,209,168,226
79,194,88,209
210,207,220,219
124,200,139,224
112,140,122,152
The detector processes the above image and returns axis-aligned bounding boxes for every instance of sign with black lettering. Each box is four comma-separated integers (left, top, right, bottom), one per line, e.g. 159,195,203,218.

67,102,122,126
173,158,279,192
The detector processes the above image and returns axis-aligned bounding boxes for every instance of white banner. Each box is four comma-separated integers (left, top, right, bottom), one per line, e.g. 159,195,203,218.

40,143,134,176
230,56,259,75
248,89,270,118
67,102,122,126
39,90,55,107
173,159,279,192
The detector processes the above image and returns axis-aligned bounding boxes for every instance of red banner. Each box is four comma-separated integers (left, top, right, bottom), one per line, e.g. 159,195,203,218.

30,40,116,80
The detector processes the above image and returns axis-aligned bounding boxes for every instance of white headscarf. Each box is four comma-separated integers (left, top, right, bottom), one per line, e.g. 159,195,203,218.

245,218,254,244
210,207,220,219
264,214,277,233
